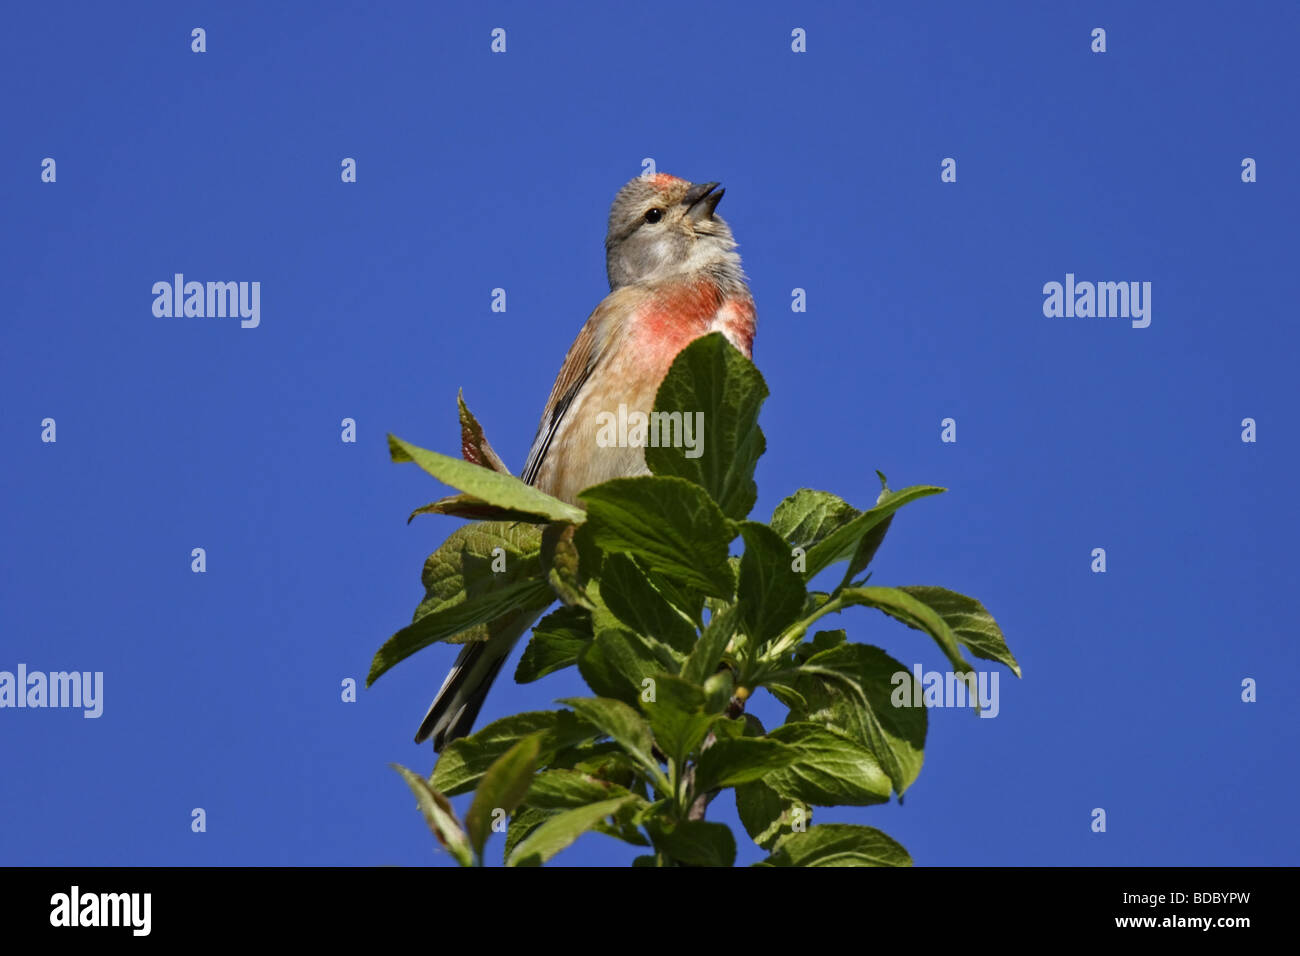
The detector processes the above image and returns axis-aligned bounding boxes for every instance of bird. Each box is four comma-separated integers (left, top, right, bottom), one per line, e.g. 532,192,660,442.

414,173,757,750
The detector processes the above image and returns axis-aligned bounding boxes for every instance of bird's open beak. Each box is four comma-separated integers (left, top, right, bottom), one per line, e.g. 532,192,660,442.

683,181,724,221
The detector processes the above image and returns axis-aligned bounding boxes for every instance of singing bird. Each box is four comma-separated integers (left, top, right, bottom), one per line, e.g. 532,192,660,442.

414,173,757,749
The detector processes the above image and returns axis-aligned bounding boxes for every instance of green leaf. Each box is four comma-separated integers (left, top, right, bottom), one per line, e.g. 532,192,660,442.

644,331,768,521
392,764,474,866
566,746,640,788
540,521,600,610
411,521,544,640
760,824,912,867
842,476,895,582
844,515,892,583
382,522,550,694
770,489,860,549
506,796,636,866
712,712,765,740
763,681,807,711
641,674,712,768
793,628,846,663
764,722,892,807
407,494,547,524
839,586,973,674
681,604,738,685
654,712,717,773
737,522,807,644
646,818,737,867
466,734,543,857
524,769,639,809
432,710,596,796
639,564,706,628
504,807,556,863
515,606,592,683
369,578,553,685
898,586,1020,677
389,434,585,523
694,737,800,792
791,642,926,795
648,672,707,713
802,590,832,616
803,485,945,579
591,812,653,849
580,476,736,598
559,697,669,793
577,627,677,707
736,780,811,850
599,553,699,654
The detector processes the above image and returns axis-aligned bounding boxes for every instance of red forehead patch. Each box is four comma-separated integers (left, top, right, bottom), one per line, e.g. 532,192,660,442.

648,172,685,191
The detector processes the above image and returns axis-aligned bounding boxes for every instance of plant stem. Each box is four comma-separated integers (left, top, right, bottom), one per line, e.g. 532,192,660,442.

686,694,748,821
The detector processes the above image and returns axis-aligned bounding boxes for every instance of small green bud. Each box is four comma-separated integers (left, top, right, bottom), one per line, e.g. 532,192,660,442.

703,670,734,712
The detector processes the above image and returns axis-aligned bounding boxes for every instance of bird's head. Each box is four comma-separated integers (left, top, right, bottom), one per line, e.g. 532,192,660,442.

604,173,740,290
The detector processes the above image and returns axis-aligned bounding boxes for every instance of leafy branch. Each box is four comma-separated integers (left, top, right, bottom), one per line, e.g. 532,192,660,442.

374,333,1019,866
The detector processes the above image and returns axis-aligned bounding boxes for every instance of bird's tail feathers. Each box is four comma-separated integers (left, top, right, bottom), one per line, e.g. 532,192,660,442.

413,608,540,751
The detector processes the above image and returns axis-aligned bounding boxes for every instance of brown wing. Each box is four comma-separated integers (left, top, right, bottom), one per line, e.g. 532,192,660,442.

519,286,642,489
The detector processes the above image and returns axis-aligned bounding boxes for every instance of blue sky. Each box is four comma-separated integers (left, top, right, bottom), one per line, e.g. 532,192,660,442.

2,1,1296,866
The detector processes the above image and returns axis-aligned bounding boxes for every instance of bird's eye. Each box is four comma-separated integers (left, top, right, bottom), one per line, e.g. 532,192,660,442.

644,208,663,224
